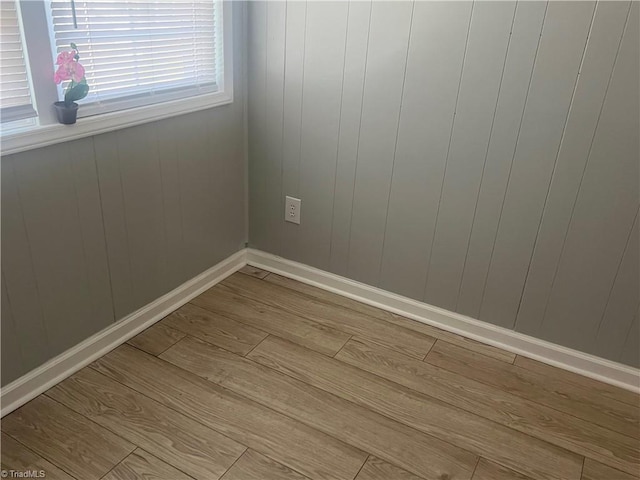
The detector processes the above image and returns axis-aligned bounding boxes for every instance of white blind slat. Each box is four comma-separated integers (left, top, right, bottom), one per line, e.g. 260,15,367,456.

50,0,219,109
0,0,36,123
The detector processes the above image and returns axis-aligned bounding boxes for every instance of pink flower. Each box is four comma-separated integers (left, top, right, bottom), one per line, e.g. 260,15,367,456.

53,65,70,83
56,51,75,65
54,57,85,84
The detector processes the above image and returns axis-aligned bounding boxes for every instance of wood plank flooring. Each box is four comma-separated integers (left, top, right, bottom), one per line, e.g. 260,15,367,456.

2,267,639,480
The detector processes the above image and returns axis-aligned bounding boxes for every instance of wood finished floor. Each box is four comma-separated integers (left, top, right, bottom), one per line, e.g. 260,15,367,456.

2,266,639,480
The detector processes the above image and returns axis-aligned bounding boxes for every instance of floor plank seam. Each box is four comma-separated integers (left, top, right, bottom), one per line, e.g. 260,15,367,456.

97,451,130,480
332,335,353,358
421,338,438,361
217,446,249,480
137,449,200,480
125,340,167,358
242,334,270,358
469,456,481,479
351,454,371,480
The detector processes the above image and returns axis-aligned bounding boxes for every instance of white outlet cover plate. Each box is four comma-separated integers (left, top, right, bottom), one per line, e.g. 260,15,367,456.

285,196,301,225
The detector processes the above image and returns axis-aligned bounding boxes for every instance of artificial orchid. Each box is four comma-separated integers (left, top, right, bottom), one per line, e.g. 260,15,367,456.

54,43,89,107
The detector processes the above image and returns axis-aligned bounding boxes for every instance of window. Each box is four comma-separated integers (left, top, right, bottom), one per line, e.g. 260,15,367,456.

1,0,232,155
0,0,36,125
50,1,221,116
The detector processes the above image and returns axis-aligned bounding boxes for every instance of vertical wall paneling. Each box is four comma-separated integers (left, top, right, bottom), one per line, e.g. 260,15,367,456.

378,1,473,299
537,6,639,352
423,1,516,310
328,0,372,276
68,138,115,327
346,0,414,285
281,0,308,262
1,159,49,374
94,106,247,325
620,310,639,368
1,275,21,384
263,1,286,255
204,103,247,260
457,1,547,318
114,123,168,308
176,104,246,282
247,1,269,251
479,1,596,328
12,140,113,355
288,1,349,269
155,117,187,290
214,1,249,258
247,0,640,366
94,131,137,319
243,1,250,247
515,1,632,337
594,210,639,361
175,112,213,279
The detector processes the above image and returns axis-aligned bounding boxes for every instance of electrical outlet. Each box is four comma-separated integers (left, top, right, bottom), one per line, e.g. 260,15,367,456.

285,196,301,225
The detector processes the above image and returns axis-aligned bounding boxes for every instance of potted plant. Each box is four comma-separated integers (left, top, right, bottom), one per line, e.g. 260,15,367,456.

53,43,89,125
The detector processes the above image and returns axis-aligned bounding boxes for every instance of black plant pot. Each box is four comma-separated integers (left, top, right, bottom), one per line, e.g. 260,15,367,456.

53,101,79,125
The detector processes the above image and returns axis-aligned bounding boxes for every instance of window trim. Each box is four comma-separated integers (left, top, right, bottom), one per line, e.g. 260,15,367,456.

1,0,232,156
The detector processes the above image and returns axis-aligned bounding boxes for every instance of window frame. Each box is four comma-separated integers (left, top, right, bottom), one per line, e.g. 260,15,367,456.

1,0,233,156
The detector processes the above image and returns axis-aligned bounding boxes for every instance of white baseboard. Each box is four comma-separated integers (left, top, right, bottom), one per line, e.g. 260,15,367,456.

246,249,640,394
0,249,247,418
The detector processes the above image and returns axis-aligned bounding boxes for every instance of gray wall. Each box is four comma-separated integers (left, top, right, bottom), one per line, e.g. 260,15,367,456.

1,2,247,385
248,1,639,367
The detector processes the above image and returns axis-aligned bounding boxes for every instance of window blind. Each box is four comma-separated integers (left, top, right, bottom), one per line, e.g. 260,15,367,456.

0,0,36,123
50,0,220,114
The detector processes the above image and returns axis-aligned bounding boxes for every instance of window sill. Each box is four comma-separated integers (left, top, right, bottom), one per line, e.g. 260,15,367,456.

1,89,233,156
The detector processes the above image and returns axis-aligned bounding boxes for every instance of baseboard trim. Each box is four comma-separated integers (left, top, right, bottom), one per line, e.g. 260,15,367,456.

246,248,640,394
1,249,247,418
